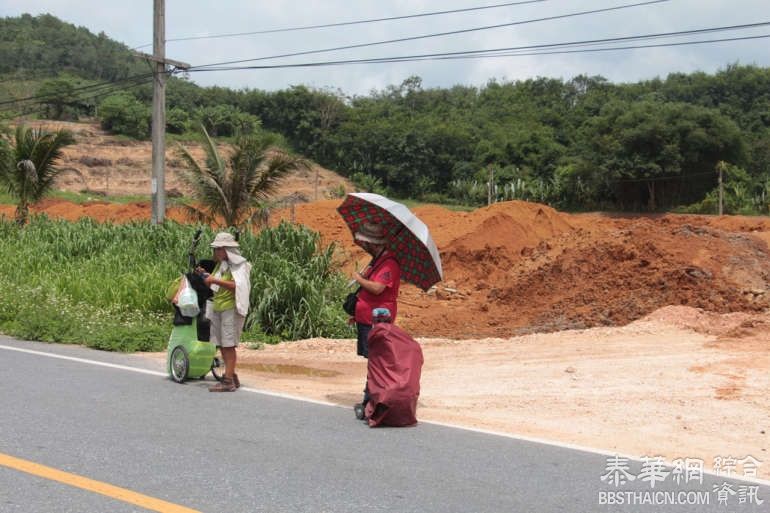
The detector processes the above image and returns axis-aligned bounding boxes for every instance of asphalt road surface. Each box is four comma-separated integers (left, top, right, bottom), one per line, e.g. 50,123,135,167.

1,336,767,513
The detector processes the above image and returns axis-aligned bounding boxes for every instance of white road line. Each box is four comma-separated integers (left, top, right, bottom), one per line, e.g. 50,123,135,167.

0,344,166,376
3,342,769,488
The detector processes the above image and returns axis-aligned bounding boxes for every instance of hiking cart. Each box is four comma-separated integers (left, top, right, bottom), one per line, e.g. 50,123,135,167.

165,229,226,383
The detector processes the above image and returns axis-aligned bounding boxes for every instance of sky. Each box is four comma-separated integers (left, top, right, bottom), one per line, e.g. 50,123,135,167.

2,0,769,96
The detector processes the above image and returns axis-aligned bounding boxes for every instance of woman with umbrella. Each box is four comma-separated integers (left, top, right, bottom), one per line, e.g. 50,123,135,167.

349,222,401,419
338,193,443,420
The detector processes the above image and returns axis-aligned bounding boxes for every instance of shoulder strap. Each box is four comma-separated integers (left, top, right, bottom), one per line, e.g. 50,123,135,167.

365,253,396,278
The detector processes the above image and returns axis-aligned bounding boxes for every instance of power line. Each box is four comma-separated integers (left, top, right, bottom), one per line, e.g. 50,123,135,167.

188,0,669,70
0,74,155,117
133,0,548,50
443,33,770,61
0,75,150,112
0,80,152,120
182,24,770,72
0,72,156,108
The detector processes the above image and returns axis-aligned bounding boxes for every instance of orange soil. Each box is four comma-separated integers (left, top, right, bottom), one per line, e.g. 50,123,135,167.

4,198,770,340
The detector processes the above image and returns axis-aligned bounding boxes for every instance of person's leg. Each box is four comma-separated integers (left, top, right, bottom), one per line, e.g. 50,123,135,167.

228,311,245,387
209,309,240,392
221,346,236,378
356,322,371,358
209,307,221,347
355,323,372,419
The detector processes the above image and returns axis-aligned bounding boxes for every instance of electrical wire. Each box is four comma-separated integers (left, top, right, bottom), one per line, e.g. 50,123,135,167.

0,74,155,117
0,71,156,108
188,0,669,70
132,0,548,50
181,24,770,72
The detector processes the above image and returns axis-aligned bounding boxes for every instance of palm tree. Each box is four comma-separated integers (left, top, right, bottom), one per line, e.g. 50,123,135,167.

0,125,75,226
176,126,311,228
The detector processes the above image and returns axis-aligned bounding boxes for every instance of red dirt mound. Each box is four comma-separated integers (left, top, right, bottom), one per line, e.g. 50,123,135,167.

437,201,573,283
4,198,770,339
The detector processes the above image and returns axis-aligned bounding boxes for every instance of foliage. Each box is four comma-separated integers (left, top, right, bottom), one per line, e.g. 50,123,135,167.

99,92,150,139
176,125,311,228
571,99,744,210
0,217,353,350
324,183,347,199
247,222,353,340
36,76,95,120
194,104,260,137
0,14,145,81
677,163,770,215
350,172,385,195
166,107,190,134
0,125,75,225
5,12,770,212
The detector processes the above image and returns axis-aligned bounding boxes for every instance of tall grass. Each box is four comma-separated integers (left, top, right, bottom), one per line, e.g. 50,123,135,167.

0,215,353,351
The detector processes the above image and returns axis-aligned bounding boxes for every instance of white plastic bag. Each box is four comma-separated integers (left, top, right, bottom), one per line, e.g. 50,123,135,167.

177,276,200,317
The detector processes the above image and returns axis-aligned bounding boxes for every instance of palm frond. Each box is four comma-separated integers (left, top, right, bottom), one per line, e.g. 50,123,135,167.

252,150,311,201
0,125,74,223
175,139,232,220
176,129,313,229
199,125,225,181
180,203,215,225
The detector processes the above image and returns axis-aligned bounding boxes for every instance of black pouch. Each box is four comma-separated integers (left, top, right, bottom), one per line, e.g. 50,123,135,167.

343,290,359,316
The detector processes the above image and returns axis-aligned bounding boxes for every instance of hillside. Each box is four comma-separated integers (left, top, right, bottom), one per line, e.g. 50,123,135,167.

19,119,354,203
0,13,141,81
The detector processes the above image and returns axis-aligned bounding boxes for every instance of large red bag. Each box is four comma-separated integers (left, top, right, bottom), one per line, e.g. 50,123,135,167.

364,323,423,427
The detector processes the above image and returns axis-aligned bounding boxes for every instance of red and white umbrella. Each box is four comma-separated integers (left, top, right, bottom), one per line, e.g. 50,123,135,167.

337,193,443,291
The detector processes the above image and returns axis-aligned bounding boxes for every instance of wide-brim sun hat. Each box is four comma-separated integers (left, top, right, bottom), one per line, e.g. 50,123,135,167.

354,222,386,245
210,232,239,248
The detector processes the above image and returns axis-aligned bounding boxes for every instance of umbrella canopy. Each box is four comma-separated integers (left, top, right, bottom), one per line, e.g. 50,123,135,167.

337,193,443,291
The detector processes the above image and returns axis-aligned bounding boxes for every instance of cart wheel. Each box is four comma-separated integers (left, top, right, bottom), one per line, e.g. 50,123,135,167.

170,346,189,383
211,355,225,382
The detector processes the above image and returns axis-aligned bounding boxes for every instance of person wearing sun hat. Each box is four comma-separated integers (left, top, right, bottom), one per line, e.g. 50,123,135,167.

349,222,401,419
197,231,252,392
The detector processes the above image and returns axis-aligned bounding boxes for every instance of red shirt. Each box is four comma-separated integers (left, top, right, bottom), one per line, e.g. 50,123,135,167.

355,255,400,325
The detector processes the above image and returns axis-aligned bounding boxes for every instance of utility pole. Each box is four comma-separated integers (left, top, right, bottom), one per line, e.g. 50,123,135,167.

716,161,726,216
151,0,166,224
138,0,189,224
487,165,495,206
314,167,319,201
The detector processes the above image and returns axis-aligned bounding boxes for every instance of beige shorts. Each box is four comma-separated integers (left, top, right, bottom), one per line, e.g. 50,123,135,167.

207,305,245,348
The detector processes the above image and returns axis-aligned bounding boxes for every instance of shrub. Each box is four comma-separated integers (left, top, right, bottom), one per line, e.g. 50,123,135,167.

99,93,150,139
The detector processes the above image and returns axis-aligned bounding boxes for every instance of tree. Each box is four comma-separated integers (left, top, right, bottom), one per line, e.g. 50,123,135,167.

0,125,74,226
176,126,311,228
194,104,259,137
575,99,744,210
37,77,77,120
98,92,150,139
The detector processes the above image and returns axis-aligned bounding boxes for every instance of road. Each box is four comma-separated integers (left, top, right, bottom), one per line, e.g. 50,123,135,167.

0,336,767,513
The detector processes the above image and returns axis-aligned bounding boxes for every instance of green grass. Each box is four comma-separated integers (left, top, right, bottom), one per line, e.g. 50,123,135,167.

0,217,353,351
392,197,475,212
51,189,152,204
0,189,152,205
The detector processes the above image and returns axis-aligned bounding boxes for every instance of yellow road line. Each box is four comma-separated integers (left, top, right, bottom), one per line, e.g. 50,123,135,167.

0,452,202,513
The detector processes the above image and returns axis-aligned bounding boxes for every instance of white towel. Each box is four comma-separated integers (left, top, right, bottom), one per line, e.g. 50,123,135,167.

210,248,252,317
